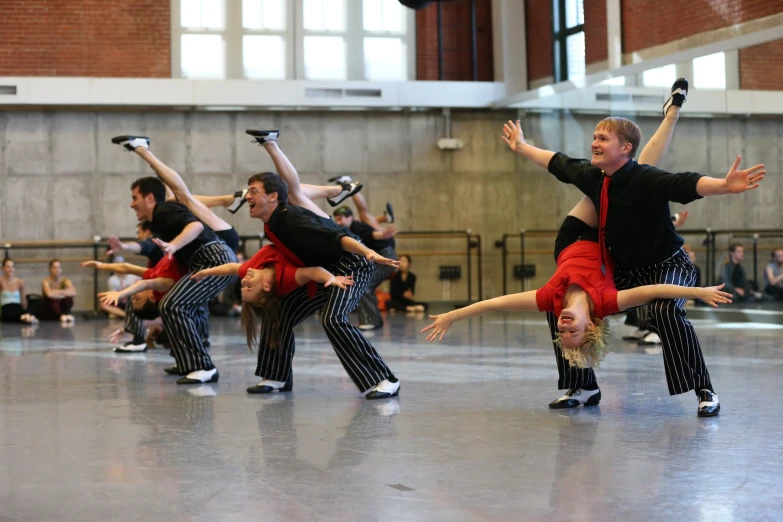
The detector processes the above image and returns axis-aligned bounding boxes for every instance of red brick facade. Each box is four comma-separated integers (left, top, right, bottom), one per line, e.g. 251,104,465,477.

0,0,171,77
740,39,783,90
416,0,494,81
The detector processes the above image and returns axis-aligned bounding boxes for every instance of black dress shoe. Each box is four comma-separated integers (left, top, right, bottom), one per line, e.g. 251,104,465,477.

697,389,720,417
245,128,279,145
663,77,688,116
176,369,219,385
247,378,293,394
327,182,363,207
549,388,601,409
164,366,184,375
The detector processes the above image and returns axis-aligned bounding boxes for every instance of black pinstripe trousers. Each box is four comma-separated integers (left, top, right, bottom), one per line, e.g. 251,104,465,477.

547,311,598,390
159,242,236,373
356,245,397,327
255,253,395,392
614,249,713,396
123,299,145,340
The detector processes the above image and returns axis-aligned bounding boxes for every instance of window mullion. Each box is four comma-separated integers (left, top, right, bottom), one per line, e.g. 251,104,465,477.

225,0,242,79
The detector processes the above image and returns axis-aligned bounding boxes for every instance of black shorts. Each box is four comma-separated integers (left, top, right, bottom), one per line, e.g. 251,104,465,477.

216,228,240,253
553,216,598,262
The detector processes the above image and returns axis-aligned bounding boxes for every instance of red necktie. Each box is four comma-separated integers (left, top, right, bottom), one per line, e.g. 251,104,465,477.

263,224,317,298
598,175,611,275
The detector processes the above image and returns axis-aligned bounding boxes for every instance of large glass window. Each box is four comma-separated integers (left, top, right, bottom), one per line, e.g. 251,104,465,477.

175,0,412,80
552,0,585,82
642,64,677,88
693,52,727,89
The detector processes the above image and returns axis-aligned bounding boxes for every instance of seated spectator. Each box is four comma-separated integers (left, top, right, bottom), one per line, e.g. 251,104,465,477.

386,255,429,313
720,244,761,303
102,255,141,319
41,259,77,322
764,248,783,300
0,258,38,324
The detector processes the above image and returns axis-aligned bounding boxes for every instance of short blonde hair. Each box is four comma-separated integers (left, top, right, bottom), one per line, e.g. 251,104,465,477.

595,117,642,159
556,317,610,369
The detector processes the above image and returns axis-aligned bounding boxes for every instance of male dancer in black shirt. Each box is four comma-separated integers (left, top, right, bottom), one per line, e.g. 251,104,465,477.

112,137,237,384
503,98,765,416
243,129,401,399
333,205,398,330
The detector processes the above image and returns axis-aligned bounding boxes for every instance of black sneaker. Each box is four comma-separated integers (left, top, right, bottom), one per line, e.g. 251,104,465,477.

384,202,395,224
111,135,150,151
227,189,248,214
663,78,688,116
549,388,601,409
328,175,353,185
327,182,363,207
246,128,279,145
697,389,720,417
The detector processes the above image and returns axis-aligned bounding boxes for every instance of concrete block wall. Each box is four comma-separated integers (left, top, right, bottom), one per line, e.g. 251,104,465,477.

1,109,782,311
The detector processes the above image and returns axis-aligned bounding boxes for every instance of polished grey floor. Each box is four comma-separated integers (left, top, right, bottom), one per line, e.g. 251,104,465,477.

2,309,783,521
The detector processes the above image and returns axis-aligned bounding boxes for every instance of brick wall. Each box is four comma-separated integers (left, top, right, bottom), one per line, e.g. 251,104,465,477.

584,0,607,65
622,0,783,53
0,0,171,77
740,39,783,90
416,0,494,81
525,0,553,82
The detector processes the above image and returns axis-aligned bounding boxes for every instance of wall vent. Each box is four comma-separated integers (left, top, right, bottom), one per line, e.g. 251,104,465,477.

305,88,383,98
0,85,18,96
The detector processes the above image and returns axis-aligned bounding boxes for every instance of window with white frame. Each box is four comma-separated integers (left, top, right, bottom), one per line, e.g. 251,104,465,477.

178,0,226,79
242,0,288,79
174,0,413,81
693,52,726,89
362,0,407,81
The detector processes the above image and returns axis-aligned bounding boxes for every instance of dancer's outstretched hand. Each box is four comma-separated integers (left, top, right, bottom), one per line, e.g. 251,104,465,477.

501,119,526,153
190,269,210,281
421,313,455,342
108,328,125,344
80,260,104,269
153,238,178,259
366,250,401,268
325,275,354,290
98,291,122,307
725,155,765,193
106,236,124,256
696,284,733,307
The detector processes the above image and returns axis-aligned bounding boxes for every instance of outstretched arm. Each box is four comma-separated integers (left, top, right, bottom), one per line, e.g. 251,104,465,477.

501,120,556,169
294,267,354,290
81,261,148,278
190,263,241,280
98,278,174,306
339,236,400,267
422,291,539,341
153,222,204,259
106,236,142,256
696,156,765,197
617,284,731,310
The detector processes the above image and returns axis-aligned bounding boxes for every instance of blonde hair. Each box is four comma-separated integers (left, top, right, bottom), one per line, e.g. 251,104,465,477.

240,282,280,351
556,317,610,369
595,117,642,159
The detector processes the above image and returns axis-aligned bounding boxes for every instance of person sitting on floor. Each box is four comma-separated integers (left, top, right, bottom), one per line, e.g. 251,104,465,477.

41,259,77,323
386,255,428,313
1,258,38,324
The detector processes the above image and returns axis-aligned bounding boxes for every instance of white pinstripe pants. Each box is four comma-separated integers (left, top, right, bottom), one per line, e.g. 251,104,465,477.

255,253,395,392
614,249,713,396
159,242,237,373
123,299,145,340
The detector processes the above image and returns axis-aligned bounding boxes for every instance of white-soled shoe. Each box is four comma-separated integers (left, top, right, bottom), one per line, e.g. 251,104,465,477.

111,135,150,151
697,389,720,417
549,388,601,409
247,378,293,394
638,332,662,345
365,379,400,400
176,368,219,385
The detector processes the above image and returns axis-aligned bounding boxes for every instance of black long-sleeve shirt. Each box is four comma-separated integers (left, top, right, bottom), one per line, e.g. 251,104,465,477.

349,221,395,251
548,153,704,269
266,205,358,267
390,271,416,299
137,238,164,267
150,202,218,265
